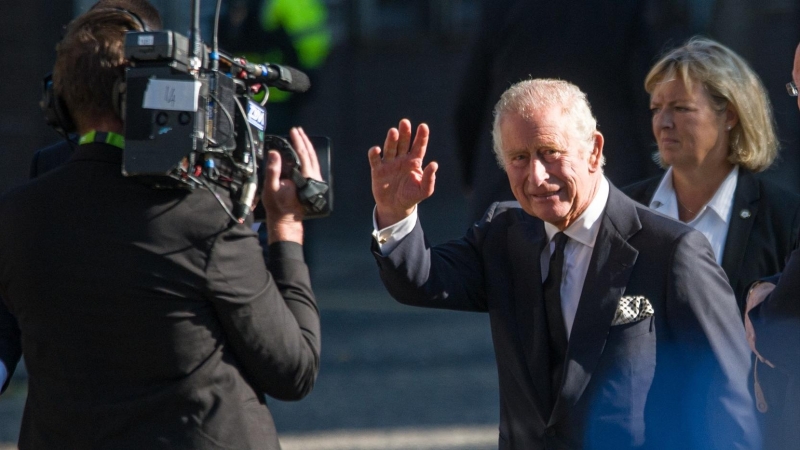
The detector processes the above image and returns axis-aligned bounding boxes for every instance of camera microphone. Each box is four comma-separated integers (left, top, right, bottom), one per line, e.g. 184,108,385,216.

217,52,311,93
249,62,311,93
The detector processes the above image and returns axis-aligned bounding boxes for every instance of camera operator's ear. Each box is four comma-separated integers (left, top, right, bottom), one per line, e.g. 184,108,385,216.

112,78,127,122
40,72,76,135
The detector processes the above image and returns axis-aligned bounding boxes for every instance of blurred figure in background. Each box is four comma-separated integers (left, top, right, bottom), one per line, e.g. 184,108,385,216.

745,41,800,450
645,0,800,192
219,0,331,134
624,37,800,450
454,0,660,225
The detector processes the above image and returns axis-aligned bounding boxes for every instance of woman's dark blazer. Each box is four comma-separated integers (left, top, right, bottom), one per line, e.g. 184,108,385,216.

623,169,800,314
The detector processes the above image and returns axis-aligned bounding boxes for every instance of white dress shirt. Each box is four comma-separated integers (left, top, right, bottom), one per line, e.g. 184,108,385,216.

372,177,610,340
648,166,738,265
542,177,609,338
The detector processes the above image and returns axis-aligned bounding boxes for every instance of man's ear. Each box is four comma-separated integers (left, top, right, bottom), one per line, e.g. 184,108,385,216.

588,131,604,172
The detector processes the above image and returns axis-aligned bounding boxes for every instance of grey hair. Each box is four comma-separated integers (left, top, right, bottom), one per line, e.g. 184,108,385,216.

491,78,600,169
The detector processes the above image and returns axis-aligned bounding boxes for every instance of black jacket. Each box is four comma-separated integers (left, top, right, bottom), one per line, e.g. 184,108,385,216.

623,169,800,313
0,143,320,449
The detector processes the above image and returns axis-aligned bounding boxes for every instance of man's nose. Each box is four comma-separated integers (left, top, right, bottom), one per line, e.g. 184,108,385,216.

529,158,549,185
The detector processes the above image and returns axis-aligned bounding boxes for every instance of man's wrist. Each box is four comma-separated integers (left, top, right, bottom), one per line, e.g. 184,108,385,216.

267,220,303,245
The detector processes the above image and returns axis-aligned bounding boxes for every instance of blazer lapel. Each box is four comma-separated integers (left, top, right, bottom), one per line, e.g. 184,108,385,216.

720,170,758,306
549,185,640,426
508,218,551,423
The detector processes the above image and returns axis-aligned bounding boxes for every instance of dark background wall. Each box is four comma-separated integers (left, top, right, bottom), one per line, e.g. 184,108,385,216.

0,1,73,193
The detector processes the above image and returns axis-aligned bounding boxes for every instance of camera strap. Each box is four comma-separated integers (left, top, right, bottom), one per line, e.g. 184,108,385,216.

289,169,329,214
79,130,125,150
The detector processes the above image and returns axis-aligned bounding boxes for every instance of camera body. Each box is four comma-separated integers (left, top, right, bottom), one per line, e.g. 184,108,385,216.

119,29,331,222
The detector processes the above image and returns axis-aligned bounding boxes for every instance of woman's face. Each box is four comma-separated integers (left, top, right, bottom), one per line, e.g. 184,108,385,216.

649,77,736,171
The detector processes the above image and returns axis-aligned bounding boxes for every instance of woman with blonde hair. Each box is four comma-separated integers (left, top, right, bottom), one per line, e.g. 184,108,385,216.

624,37,800,450
625,37,800,309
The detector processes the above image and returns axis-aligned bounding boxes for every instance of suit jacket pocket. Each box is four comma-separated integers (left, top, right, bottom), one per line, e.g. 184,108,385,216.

587,315,656,445
607,315,653,339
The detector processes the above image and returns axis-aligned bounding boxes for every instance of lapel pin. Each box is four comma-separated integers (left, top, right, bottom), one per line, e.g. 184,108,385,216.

739,209,751,219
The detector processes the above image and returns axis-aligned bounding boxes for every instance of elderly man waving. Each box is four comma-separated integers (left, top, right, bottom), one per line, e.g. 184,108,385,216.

368,78,757,450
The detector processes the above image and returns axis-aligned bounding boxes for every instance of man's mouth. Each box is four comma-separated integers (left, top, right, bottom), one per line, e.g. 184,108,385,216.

532,190,560,200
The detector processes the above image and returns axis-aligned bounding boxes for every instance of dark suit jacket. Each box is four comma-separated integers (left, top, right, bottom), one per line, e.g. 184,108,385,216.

625,171,800,450
0,298,20,394
0,143,320,449
0,139,73,391
29,139,74,178
749,249,800,450
373,184,757,449
623,169,800,313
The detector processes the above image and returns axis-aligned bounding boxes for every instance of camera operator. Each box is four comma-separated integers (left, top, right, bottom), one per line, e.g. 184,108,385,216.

0,5,322,449
0,0,164,400
29,0,163,178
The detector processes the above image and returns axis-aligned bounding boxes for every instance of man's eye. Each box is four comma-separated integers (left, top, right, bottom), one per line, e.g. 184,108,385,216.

507,154,527,166
649,107,660,115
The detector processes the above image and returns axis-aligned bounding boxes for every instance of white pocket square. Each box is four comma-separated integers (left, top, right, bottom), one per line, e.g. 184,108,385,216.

612,295,654,326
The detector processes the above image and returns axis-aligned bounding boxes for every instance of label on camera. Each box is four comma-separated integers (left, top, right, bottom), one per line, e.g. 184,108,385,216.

247,100,267,131
137,34,155,46
142,79,201,112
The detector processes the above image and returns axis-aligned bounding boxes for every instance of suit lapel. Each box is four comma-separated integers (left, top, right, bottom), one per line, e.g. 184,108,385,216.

508,217,551,423
549,186,640,426
720,170,758,303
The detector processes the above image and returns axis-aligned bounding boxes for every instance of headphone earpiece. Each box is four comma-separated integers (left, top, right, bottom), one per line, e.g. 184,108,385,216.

40,72,76,136
40,8,148,136
112,78,127,122
104,7,150,32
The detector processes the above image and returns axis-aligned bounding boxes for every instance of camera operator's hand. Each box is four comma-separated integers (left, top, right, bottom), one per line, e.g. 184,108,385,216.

262,127,323,244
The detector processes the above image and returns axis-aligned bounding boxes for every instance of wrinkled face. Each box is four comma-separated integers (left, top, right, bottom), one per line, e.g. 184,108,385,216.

649,77,735,170
499,107,603,229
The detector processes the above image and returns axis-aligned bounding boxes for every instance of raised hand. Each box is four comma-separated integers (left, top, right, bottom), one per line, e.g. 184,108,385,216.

261,127,321,244
368,119,438,229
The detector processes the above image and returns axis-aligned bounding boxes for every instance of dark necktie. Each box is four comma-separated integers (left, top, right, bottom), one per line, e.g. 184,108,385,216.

544,232,569,408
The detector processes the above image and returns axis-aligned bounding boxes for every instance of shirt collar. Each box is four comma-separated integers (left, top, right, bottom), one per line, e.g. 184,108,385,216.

544,176,609,248
705,165,738,223
650,166,738,224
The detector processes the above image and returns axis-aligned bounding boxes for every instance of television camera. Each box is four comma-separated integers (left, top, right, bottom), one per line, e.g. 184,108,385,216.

96,1,331,222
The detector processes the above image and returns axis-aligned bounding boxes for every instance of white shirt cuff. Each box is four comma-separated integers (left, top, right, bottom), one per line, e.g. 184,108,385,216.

372,206,418,255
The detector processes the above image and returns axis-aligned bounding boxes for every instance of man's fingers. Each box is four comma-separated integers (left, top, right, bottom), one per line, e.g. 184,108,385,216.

396,119,412,156
367,146,383,170
299,127,320,175
421,161,438,197
382,127,400,161
410,123,430,160
263,150,282,194
290,127,321,179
